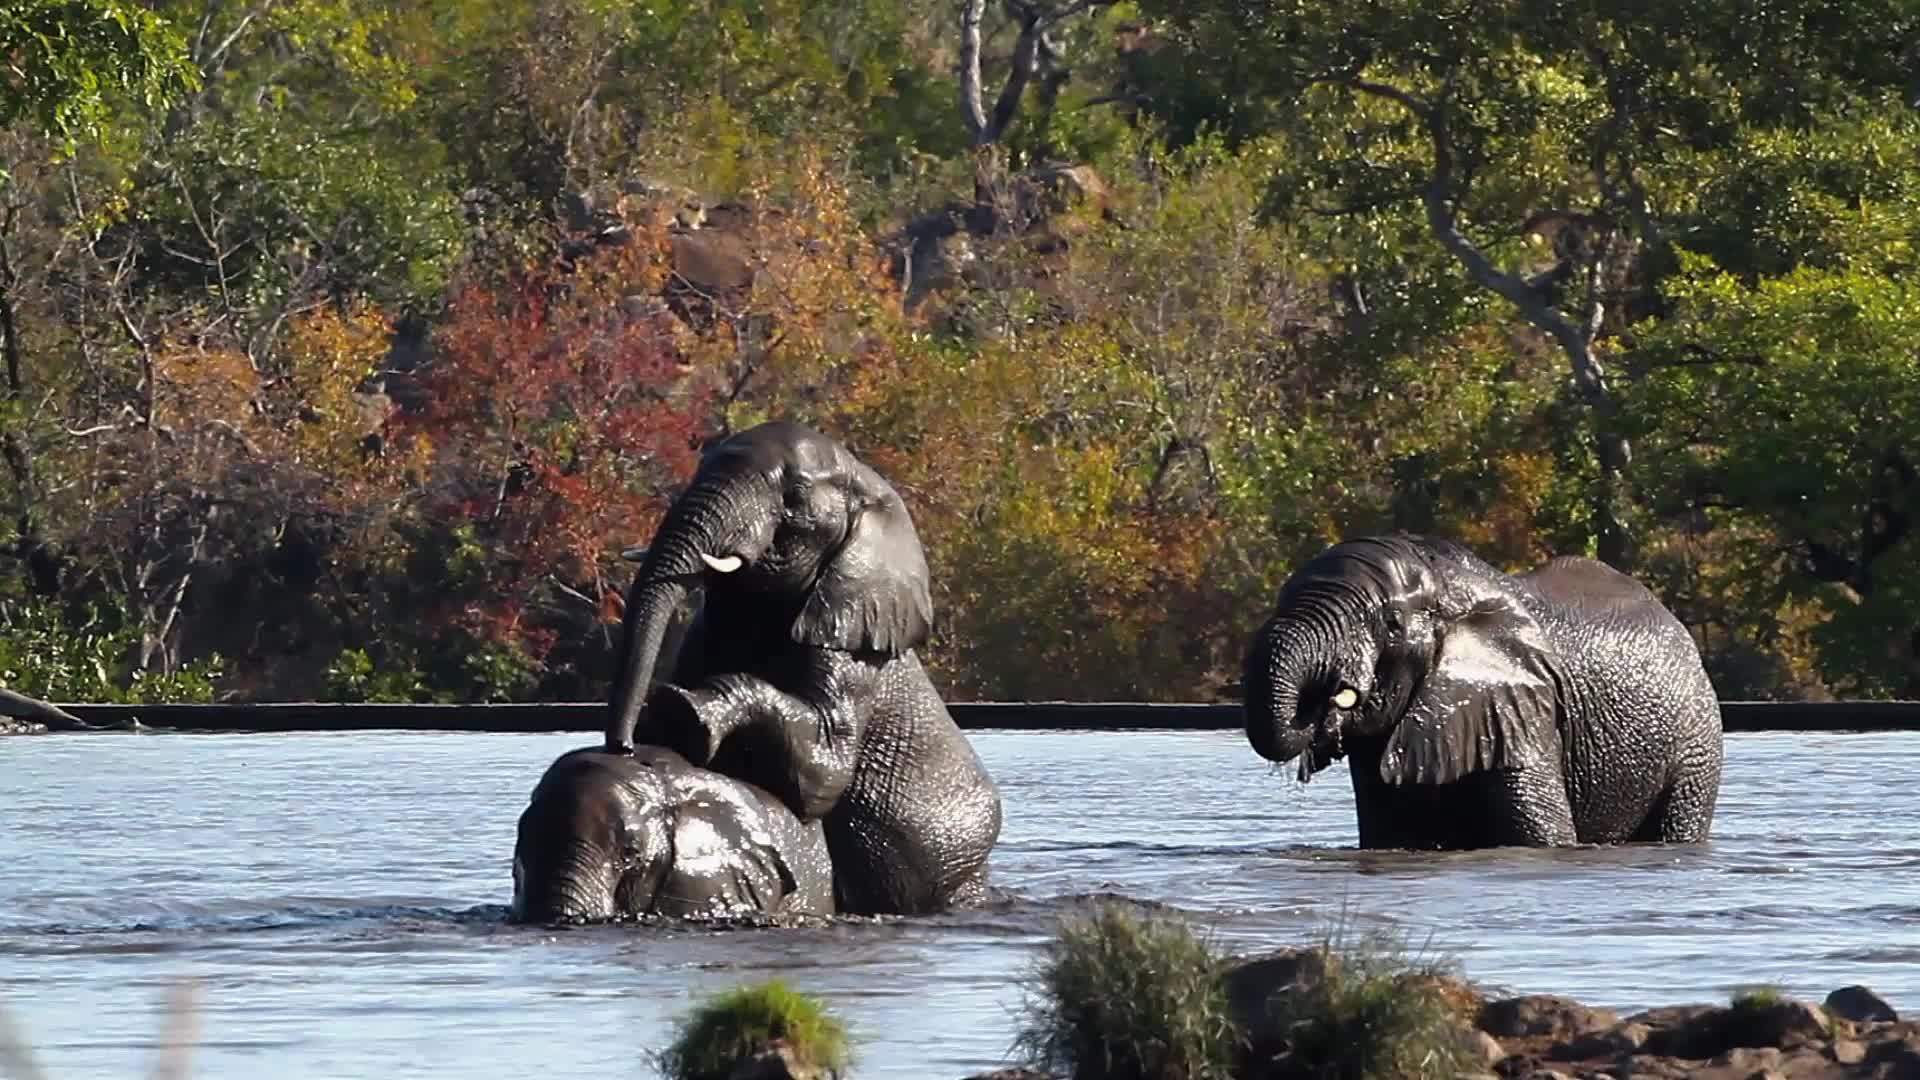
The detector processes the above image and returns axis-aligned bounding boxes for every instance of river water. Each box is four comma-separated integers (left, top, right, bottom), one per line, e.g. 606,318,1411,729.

3,730,1917,1078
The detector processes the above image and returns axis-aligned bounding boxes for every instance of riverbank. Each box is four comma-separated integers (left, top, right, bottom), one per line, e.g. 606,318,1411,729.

939,903,1917,1080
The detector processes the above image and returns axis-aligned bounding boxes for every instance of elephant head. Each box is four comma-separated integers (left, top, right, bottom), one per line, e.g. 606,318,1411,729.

605,420,932,754
511,747,807,922
1243,535,1565,786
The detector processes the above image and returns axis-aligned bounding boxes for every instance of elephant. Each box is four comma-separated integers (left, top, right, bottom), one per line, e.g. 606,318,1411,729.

511,746,834,923
1243,534,1722,850
605,420,1002,915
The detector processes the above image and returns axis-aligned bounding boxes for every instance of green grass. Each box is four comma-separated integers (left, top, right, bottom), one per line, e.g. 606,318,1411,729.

1251,921,1478,1080
1011,901,1242,1080
655,980,852,1080
1730,985,1789,1011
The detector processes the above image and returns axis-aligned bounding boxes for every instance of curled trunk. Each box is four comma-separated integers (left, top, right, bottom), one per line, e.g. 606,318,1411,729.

1242,615,1321,767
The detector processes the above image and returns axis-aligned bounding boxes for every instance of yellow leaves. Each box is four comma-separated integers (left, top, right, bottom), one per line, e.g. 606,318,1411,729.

277,302,392,477
1451,450,1557,568
152,345,260,434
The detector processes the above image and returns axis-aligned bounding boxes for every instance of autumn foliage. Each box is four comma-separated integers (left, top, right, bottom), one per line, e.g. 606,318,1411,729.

4,0,1917,701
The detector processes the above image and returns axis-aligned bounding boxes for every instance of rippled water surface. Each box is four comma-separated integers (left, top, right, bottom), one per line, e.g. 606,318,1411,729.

5,730,1919,1078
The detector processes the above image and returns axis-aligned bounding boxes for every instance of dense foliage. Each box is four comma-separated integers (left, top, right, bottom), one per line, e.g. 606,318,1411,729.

2,0,1915,702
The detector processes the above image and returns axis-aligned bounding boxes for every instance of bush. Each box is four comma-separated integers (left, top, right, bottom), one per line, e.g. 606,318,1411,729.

1012,901,1241,1080
655,980,852,1080
1262,922,1477,1080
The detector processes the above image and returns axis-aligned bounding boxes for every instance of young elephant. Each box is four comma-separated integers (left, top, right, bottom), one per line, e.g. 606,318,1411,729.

1244,534,1723,849
511,746,834,923
605,421,1001,915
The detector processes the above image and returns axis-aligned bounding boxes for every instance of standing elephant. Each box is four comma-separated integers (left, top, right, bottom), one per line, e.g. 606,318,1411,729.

1243,534,1722,849
512,746,834,923
606,421,1001,914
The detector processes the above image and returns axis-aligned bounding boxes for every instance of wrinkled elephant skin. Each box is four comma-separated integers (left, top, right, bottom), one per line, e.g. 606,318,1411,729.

605,420,1001,915
1244,534,1723,849
512,746,833,923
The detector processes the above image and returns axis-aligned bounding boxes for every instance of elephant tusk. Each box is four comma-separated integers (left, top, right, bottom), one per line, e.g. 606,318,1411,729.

1332,687,1360,710
700,552,744,574
620,546,649,563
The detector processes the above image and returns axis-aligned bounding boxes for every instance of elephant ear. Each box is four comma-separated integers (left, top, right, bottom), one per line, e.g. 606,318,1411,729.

1380,594,1563,785
793,460,933,654
655,803,800,917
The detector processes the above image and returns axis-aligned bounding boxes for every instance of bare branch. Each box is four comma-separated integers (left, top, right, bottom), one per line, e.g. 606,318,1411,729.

959,0,991,141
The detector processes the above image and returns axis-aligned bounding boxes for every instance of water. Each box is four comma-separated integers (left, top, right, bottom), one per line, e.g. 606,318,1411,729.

4,730,1917,1078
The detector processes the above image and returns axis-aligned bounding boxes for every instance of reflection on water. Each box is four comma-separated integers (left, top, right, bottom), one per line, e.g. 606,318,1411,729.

3,730,1919,1078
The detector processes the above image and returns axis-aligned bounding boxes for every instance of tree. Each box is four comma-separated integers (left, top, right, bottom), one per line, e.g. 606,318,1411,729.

1133,0,1919,568
0,0,197,164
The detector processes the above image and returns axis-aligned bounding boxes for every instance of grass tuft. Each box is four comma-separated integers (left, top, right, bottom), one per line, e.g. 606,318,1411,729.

1262,921,1478,1080
1730,984,1789,1011
655,980,852,1080
1011,900,1241,1080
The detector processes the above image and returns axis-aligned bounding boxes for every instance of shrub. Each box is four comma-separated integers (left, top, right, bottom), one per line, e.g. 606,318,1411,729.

655,980,852,1080
1012,900,1241,1080
1264,922,1477,1080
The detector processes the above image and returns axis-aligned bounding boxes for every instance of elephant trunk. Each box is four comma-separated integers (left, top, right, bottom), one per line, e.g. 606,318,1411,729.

606,479,739,753
515,846,618,923
1243,613,1330,775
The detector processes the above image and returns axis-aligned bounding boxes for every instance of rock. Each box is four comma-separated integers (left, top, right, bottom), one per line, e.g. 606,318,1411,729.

1480,995,1620,1041
1616,1053,1693,1079
727,1040,834,1080
1867,1033,1920,1070
1467,1027,1507,1066
1831,1037,1867,1064
1825,985,1899,1024
1709,1046,1782,1071
1552,1020,1651,1060
1723,998,1831,1049
1222,947,1330,1058
1629,1005,1727,1059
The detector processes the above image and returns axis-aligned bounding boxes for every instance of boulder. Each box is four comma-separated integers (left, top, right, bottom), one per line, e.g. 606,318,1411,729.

1222,947,1330,1059
1824,985,1898,1024
1480,994,1620,1041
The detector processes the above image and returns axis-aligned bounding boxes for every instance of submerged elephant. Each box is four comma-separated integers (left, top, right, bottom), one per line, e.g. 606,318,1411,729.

512,746,834,923
1244,534,1722,849
606,420,1001,914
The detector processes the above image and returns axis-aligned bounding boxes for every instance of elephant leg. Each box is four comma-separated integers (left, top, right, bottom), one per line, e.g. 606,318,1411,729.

1487,765,1579,846
1632,761,1721,843
648,649,886,821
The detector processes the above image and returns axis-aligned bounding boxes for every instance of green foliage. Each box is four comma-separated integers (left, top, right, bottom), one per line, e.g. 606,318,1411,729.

0,0,197,159
1632,254,1920,696
655,981,852,1080
1,0,1916,701
0,597,222,702
1272,924,1476,1080
1012,901,1241,1080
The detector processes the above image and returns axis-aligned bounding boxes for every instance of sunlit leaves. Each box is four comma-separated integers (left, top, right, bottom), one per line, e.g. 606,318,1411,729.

0,0,197,161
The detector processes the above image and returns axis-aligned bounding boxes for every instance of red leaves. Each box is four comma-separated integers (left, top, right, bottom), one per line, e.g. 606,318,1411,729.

398,248,713,655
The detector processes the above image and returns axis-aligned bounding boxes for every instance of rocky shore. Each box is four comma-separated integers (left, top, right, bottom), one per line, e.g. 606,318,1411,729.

963,949,1915,1080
